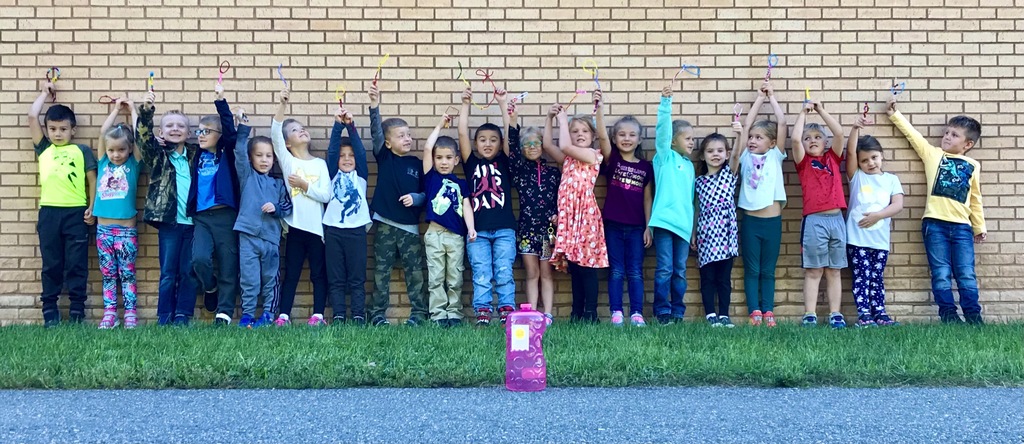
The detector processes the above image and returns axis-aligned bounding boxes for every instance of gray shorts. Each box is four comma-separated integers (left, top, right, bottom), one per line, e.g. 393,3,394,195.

801,212,848,269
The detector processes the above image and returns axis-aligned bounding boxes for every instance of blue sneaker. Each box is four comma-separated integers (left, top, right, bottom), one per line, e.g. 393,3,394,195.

828,312,846,329
253,312,274,328
239,314,256,329
801,313,818,327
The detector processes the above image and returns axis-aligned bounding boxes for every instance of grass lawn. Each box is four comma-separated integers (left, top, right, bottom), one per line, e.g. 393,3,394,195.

0,322,1020,389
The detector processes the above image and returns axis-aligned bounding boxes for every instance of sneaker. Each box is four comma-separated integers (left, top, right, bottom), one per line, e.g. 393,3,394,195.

544,313,554,326
630,313,646,327
351,315,366,326
763,311,777,328
749,310,763,327
873,313,899,326
43,310,61,328
214,313,232,326
855,314,876,328
99,309,119,329
253,313,275,328
172,315,189,327
274,314,291,327
123,310,138,329
68,311,85,324
718,315,735,328
656,314,673,325
405,317,424,327
433,319,447,327
498,306,514,325
332,315,346,325
239,314,256,329
475,308,492,326
611,310,625,326
964,313,984,326
940,312,964,324
308,314,326,327
802,313,818,327
449,318,463,328
828,312,846,329
371,316,390,327
203,289,218,312
706,313,721,327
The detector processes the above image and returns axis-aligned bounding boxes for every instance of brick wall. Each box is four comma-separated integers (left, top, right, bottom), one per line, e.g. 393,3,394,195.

1,1,1021,325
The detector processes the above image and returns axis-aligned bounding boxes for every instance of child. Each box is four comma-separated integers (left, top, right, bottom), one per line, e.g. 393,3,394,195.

695,132,740,328
368,84,428,327
650,84,696,325
508,109,560,326
845,116,905,327
233,108,293,328
137,89,198,326
323,107,371,325
546,97,609,323
458,87,517,326
91,99,141,329
271,89,331,327
735,81,787,327
28,82,97,327
600,115,653,327
792,100,848,328
189,83,240,321
887,97,986,325
423,112,476,327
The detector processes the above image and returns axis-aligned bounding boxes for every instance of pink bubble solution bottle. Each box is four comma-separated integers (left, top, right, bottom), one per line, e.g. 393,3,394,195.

505,303,548,392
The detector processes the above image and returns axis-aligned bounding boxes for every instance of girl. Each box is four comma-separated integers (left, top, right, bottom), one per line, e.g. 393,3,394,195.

695,132,740,328
734,81,788,327
546,92,610,323
90,98,141,329
650,83,696,325
508,107,561,326
458,87,516,326
600,115,653,327
845,116,904,327
271,89,331,327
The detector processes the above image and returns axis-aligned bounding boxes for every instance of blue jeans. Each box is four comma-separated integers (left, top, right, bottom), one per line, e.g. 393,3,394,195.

921,218,980,316
605,221,646,314
157,223,197,324
653,228,688,317
468,228,517,311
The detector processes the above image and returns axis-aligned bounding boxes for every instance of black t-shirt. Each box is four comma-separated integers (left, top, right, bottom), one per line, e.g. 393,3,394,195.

463,151,516,231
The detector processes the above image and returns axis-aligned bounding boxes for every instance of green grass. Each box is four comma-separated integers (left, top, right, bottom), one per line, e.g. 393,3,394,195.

0,322,1021,389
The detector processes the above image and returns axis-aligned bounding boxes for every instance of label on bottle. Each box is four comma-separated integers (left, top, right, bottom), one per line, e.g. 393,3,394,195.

511,324,529,351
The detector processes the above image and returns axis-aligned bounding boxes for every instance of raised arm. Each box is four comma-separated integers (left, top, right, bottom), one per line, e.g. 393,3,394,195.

98,98,129,156
729,121,747,173
214,84,237,153
458,87,473,162
542,105,566,164
233,123,253,185
326,112,344,179
348,116,368,180
764,82,787,154
423,113,449,173
815,101,844,158
846,116,870,181
886,97,932,161
742,90,766,134
136,90,159,169
28,82,54,146
495,88,511,157
791,101,812,164
557,111,600,164
594,89,612,162
270,89,295,168
655,85,674,157
368,84,384,156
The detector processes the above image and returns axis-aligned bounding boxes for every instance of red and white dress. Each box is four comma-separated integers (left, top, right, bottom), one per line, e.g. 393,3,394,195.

551,152,608,272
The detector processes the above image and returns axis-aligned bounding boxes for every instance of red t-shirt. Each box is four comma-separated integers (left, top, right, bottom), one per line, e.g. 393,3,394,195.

795,150,846,216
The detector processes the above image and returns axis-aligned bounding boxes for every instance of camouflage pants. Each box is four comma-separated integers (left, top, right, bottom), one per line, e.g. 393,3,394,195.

371,222,428,321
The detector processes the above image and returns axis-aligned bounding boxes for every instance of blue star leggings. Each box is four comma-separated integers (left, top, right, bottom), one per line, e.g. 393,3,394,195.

846,245,889,317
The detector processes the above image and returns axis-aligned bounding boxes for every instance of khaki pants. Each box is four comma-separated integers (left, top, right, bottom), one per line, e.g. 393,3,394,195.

424,224,465,320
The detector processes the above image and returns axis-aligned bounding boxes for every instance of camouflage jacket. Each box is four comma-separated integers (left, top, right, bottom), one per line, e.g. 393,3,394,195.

136,104,197,227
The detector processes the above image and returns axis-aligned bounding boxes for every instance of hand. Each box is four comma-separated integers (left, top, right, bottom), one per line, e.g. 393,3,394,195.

495,88,507,104
643,228,653,248
593,89,603,104
41,82,55,96
690,240,697,252
731,121,743,133
233,107,246,126
287,173,308,191
441,113,452,127
368,83,380,107
661,84,672,98
115,97,128,110
214,83,224,99
547,103,562,117
334,107,347,124
143,90,156,109
802,101,815,113
760,81,774,97
262,202,276,213
812,100,822,111
467,229,478,242
857,212,882,228
155,134,166,147
853,116,871,129
278,89,290,104
83,208,94,225
123,98,135,110
399,194,414,207
461,88,473,105
886,96,897,117
974,233,987,244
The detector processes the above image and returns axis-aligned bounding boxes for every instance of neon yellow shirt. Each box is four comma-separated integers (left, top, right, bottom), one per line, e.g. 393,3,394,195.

34,137,97,208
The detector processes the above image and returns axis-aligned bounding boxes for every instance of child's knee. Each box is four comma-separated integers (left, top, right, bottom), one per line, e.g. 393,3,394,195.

804,267,824,280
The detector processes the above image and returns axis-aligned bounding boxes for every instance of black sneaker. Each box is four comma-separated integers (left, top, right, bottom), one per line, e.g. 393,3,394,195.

351,315,366,326
371,316,390,327
718,316,735,328
332,315,346,326
706,314,721,327
68,311,85,324
405,317,424,327
203,289,218,312
964,313,984,326
213,318,229,326
42,310,61,328
940,312,965,324
656,314,673,325
448,318,463,328
433,319,447,328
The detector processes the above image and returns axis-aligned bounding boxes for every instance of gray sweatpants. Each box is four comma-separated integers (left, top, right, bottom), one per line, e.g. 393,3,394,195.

239,233,280,317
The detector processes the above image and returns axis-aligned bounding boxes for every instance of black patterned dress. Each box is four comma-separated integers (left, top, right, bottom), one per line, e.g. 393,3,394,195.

509,126,561,259
694,162,740,268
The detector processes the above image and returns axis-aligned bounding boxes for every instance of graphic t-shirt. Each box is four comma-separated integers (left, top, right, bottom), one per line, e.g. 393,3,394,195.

795,150,846,216
464,151,516,232
93,156,140,219
195,150,219,212
424,169,470,236
34,137,97,207
602,150,654,226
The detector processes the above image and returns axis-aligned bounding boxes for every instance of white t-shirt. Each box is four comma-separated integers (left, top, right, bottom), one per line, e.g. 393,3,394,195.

272,120,331,239
846,170,905,251
738,147,787,212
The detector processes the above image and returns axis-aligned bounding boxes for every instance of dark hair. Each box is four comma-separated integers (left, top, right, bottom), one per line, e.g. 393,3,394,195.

248,135,273,157
947,115,981,146
199,115,221,130
381,117,409,149
697,132,729,176
44,104,76,127
338,137,352,150
104,123,136,153
856,135,883,154
474,123,504,144
434,136,459,156
611,115,645,160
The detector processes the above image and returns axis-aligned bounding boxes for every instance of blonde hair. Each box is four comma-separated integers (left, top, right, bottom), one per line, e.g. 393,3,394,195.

750,120,778,141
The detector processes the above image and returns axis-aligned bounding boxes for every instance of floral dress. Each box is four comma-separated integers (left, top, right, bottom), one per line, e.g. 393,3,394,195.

509,126,561,258
551,152,608,272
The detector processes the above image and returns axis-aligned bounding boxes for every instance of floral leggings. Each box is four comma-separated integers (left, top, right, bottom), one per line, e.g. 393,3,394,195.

847,245,890,317
97,224,138,311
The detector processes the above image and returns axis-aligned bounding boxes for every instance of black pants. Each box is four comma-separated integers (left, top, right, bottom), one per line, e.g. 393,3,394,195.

278,227,327,316
699,257,734,317
325,226,367,318
37,206,90,321
192,208,240,316
568,262,599,322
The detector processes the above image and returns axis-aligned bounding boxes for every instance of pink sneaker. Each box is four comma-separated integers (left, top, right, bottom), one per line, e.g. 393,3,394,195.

630,313,647,327
307,314,326,326
274,315,290,327
98,309,118,329
610,310,624,326
544,313,554,326
763,311,777,328
749,310,763,327
123,310,138,329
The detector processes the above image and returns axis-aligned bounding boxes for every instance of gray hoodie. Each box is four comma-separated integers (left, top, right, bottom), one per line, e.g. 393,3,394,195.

232,124,292,245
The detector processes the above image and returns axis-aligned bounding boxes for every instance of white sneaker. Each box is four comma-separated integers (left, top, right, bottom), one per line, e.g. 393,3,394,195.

610,310,624,326
630,313,647,327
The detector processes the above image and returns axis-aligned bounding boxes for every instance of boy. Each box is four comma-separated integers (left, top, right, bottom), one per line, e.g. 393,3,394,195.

887,97,987,325
423,113,476,328
137,90,199,325
28,81,97,327
791,100,848,328
188,83,240,322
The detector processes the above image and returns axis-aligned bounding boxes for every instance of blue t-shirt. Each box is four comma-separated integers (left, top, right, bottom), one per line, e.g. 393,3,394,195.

195,150,219,212
424,169,469,236
93,156,140,219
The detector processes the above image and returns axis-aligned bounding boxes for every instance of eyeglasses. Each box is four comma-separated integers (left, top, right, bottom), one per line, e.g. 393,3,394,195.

522,141,542,148
194,129,221,136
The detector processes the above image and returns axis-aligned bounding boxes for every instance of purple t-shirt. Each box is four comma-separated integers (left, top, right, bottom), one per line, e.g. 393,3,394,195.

602,150,654,226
